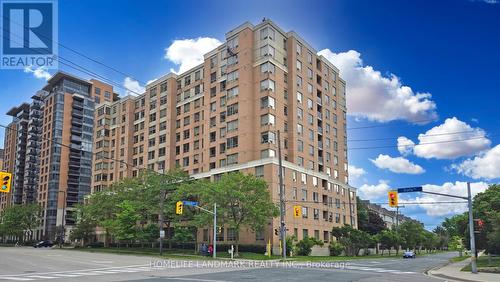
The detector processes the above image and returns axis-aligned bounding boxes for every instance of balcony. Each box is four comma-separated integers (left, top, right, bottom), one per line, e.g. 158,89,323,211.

318,126,323,135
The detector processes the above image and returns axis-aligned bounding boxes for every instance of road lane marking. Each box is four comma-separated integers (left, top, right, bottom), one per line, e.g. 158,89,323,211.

26,275,58,279
0,278,35,281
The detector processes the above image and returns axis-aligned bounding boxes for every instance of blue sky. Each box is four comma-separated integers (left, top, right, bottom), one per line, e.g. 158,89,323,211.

1,0,499,230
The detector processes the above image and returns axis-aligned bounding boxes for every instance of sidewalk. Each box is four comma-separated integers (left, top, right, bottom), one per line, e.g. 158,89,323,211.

428,256,499,282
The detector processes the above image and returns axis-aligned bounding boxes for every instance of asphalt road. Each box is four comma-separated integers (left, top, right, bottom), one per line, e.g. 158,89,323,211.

0,247,457,281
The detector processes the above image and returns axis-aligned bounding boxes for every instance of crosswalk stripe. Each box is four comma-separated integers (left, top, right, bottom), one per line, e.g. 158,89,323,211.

26,275,58,279
0,278,35,281
53,274,82,277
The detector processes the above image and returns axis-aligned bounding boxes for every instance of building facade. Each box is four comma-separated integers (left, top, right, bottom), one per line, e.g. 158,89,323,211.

0,72,116,240
92,19,356,248
361,200,422,229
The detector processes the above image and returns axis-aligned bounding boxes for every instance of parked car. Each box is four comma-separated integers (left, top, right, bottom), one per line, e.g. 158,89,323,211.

33,240,54,248
403,251,416,258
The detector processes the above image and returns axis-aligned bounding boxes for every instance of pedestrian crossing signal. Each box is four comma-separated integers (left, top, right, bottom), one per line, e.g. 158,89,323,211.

0,172,12,193
176,201,183,215
293,205,302,218
388,191,398,207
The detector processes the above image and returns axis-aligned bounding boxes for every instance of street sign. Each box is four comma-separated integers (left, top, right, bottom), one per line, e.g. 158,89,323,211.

397,186,422,193
182,201,199,207
159,230,165,238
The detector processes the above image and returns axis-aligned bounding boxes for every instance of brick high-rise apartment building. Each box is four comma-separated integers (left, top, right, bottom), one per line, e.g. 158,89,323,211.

92,19,356,248
1,72,117,240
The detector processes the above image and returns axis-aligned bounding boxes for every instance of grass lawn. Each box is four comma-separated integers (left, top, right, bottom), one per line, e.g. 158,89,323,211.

461,255,500,273
450,255,469,263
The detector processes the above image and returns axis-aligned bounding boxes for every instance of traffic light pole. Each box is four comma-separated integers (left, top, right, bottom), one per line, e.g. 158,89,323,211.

194,204,217,259
467,182,478,274
397,184,477,274
277,130,286,260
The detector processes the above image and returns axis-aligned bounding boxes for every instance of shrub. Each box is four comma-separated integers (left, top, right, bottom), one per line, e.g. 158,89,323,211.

296,237,324,256
329,241,344,256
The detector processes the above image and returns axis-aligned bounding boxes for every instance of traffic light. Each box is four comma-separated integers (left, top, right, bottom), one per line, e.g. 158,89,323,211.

474,219,485,233
175,201,183,215
0,172,12,193
388,191,398,207
293,205,302,218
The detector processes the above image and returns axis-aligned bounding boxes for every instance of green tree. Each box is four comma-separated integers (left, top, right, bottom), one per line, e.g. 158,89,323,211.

378,229,400,255
0,204,41,243
397,221,425,253
69,205,96,246
181,172,279,255
449,235,465,257
332,225,372,256
360,210,387,235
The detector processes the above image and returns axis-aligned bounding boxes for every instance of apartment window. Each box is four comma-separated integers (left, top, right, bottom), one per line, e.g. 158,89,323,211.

260,26,275,40
149,125,156,135
307,52,313,63
296,60,302,71
227,103,239,116
183,143,190,153
260,114,276,126
210,132,216,142
255,165,264,177
183,116,190,126
227,136,238,149
297,43,302,55
307,114,313,125
297,75,303,87
227,119,238,132
227,70,239,82
260,149,276,158
194,112,201,122
158,147,166,157
227,86,239,99
297,156,304,167
297,140,304,152
261,131,276,144
261,96,275,109
194,140,200,150
210,102,217,112
210,86,217,97
297,123,303,135
307,83,313,94
227,54,238,66
260,79,275,92
227,36,239,49
297,92,303,104
159,134,166,144
183,129,190,139
227,153,238,165
220,142,226,154
260,62,275,73
149,88,157,99
210,72,217,83
260,45,275,57
183,157,189,167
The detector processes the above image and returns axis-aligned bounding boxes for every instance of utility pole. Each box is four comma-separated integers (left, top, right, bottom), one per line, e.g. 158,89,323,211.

396,205,399,229
467,182,478,274
277,130,286,259
213,203,217,259
159,187,166,256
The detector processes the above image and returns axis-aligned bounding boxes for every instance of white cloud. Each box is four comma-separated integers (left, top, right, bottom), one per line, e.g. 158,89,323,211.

452,144,500,180
412,181,489,216
318,49,437,123
123,77,145,96
358,180,391,200
371,154,425,174
397,136,415,156
165,37,222,74
348,165,366,180
24,66,51,81
404,117,491,160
